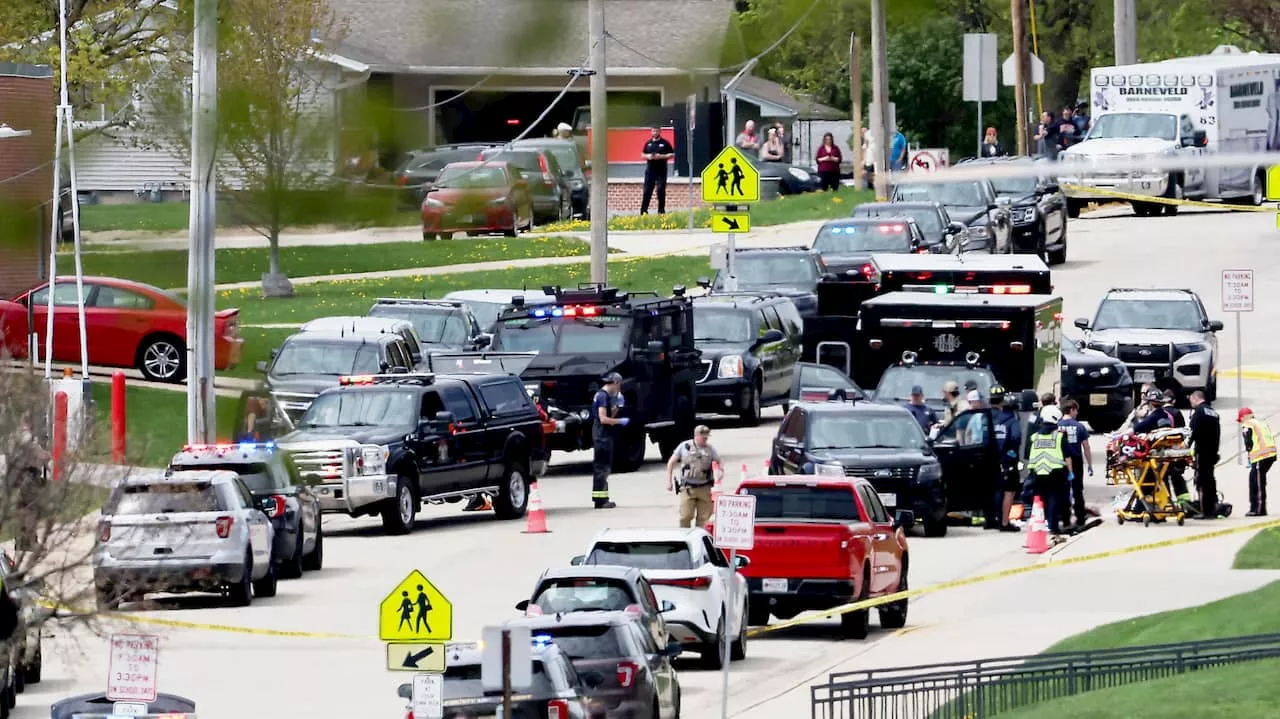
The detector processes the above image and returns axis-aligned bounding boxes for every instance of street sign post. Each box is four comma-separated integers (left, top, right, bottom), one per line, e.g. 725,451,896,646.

1001,52,1045,86
1223,269,1254,463
412,673,444,719
712,493,756,719
701,146,760,292
963,33,998,155
107,634,159,703
482,625,532,719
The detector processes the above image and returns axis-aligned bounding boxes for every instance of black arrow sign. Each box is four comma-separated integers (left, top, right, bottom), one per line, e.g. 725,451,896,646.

402,646,435,668
720,216,741,231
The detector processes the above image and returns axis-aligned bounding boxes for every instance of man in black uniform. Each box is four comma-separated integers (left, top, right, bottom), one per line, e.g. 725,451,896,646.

1188,390,1222,518
640,127,674,215
591,372,628,509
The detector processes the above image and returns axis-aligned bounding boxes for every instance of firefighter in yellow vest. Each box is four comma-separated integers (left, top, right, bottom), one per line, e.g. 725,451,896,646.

1026,405,1074,536
1239,407,1276,516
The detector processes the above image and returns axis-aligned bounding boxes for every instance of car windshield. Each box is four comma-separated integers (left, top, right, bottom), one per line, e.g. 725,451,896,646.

808,413,926,450
743,486,861,521
1093,298,1203,331
537,625,625,660
532,578,636,614
495,316,627,354
693,308,752,343
991,174,1040,195
435,165,506,189
107,482,222,514
875,366,995,402
405,149,478,173
480,150,539,172
369,307,469,346
540,146,580,174
813,223,911,253
585,541,696,570
169,462,275,493
726,256,818,287
1086,112,1178,141
457,300,505,330
855,207,942,235
895,182,986,206
270,342,381,376
443,662,554,699
298,390,418,428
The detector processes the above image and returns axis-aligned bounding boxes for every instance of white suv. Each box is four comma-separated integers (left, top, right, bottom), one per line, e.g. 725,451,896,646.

1074,288,1222,400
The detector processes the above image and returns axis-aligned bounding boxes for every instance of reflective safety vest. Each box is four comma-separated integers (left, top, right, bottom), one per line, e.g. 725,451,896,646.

1027,431,1066,474
1244,419,1278,463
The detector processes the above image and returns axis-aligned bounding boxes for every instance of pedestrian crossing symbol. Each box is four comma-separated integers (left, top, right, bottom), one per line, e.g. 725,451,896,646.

380,570,453,641
701,146,760,204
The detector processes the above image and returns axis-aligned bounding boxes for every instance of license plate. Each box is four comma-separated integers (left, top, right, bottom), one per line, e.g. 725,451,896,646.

878,493,897,508
373,480,384,494
1134,370,1156,383
1089,393,1108,406
761,578,788,593
112,704,147,716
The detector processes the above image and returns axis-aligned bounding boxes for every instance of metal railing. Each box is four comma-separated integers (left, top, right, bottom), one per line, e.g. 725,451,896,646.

810,633,1280,719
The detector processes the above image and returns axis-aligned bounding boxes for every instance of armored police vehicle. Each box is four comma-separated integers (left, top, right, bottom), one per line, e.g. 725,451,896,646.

489,284,700,472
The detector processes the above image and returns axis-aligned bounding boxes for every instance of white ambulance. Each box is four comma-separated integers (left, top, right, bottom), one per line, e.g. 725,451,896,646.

1059,45,1280,217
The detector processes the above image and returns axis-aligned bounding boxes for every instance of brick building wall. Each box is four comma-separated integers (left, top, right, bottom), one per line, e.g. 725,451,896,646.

0,64,55,297
606,178,708,215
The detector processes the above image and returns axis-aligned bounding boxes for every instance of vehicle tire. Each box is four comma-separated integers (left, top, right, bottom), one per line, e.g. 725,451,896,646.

1066,200,1082,219
381,475,417,535
229,554,253,607
781,401,791,414
840,568,871,640
422,232,438,241
612,429,648,473
659,394,695,459
701,617,726,669
1163,177,1182,216
739,377,762,427
252,560,278,598
923,510,949,537
651,698,661,719
1131,202,1151,217
21,646,40,686
1251,171,1265,206
877,564,909,630
0,683,10,717
13,663,22,695
1047,225,1067,265
493,460,530,519
730,605,747,660
301,522,324,571
1206,375,1218,402
137,334,187,383
279,524,305,579
503,226,517,238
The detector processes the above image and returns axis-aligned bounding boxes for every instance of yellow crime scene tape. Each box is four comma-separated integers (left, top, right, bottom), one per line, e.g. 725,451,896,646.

1062,183,1275,213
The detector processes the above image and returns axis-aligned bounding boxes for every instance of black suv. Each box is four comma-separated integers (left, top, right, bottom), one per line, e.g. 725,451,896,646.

811,217,932,277
692,293,802,425
490,284,700,472
851,201,969,254
958,157,1067,264
276,371,547,534
258,331,417,423
892,178,1012,253
1060,339,1134,432
698,246,824,318
367,298,490,353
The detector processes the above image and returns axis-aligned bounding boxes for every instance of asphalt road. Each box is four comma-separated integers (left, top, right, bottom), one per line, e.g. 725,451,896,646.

18,206,1280,717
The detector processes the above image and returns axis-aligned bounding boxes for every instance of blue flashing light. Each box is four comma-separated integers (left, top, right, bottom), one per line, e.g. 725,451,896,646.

532,634,554,647
551,308,564,317
533,309,547,318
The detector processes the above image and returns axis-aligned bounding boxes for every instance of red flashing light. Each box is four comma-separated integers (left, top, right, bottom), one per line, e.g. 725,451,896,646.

1000,321,1011,330
617,660,639,688
340,375,375,385
215,516,234,538
992,284,1032,294
507,118,521,126
582,306,598,316
650,575,713,589
878,224,905,232
960,321,972,329
1053,312,1065,321
563,307,577,317
861,264,874,276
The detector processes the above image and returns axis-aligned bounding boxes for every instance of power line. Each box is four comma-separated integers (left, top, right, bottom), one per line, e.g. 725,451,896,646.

391,73,497,112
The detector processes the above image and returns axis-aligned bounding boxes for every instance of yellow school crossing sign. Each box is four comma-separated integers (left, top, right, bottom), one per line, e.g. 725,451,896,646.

711,212,751,233
379,569,452,642
1268,165,1280,202
701,146,760,204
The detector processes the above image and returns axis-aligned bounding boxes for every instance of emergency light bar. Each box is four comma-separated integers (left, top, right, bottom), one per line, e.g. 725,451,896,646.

910,283,1034,295
530,305,601,318
338,373,436,385
879,318,1011,330
180,441,275,454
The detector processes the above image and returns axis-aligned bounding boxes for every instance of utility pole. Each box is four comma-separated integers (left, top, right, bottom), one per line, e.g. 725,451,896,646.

187,0,217,443
869,0,891,201
1114,0,1136,65
587,0,608,284
1011,0,1030,155
850,34,863,189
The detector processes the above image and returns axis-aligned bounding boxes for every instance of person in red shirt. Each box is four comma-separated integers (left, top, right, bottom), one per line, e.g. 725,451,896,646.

815,132,843,191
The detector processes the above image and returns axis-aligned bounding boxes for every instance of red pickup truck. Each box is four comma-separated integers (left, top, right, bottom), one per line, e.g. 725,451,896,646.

711,476,913,639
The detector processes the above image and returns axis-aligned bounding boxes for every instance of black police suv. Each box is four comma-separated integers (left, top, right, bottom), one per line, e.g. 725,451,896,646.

1060,338,1134,432
258,330,417,423
811,217,932,277
367,298,490,353
489,284,701,472
892,178,1012,253
277,371,546,534
691,293,802,425
851,201,969,254
959,156,1068,264
698,246,824,318
408,642,596,719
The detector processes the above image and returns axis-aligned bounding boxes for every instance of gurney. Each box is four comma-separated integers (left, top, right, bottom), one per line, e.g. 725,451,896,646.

1105,427,1192,526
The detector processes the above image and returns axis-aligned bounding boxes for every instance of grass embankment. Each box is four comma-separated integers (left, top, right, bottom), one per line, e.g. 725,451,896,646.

78,190,418,234
89,383,239,467
73,236,593,289
540,186,871,233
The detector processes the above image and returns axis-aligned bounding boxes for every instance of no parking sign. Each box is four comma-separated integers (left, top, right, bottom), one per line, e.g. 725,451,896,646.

909,148,950,172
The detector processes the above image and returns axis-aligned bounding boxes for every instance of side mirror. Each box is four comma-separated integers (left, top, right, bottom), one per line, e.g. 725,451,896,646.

1195,130,1207,146
987,203,999,211
734,555,750,569
474,334,493,348
515,599,530,612
659,600,676,613
664,639,683,657
570,555,585,566
1073,318,1090,330
379,361,390,372
269,348,280,358
397,684,412,699
255,361,269,373
580,671,605,689
760,329,785,344
1043,182,1060,193
893,510,915,530
696,276,711,289
947,221,966,233
433,410,456,435
1207,320,1224,332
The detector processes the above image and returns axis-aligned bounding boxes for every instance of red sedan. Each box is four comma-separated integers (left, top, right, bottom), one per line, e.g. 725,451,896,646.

0,276,244,382
421,161,534,240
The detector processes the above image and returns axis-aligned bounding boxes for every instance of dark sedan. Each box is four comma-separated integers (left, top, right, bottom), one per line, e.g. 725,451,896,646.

744,153,821,194
851,201,969,254
394,143,501,205
811,217,932,277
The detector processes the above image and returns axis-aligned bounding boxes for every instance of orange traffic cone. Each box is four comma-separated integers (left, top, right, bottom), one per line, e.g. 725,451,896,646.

1025,497,1049,554
522,481,550,534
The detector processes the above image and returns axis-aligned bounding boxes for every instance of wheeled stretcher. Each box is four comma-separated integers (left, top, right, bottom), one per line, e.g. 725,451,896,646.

1105,428,1192,526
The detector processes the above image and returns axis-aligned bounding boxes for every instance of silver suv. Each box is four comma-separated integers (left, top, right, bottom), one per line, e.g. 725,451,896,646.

1074,288,1222,400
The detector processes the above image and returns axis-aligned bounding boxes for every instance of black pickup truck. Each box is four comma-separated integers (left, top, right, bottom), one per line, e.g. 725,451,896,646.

276,362,546,535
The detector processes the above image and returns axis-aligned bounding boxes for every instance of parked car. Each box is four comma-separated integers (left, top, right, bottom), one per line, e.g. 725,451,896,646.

892,179,1013,253
851,201,969,254
691,293,803,425
393,142,502,205
257,330,417,423
51,693,196,719
366,298,489,353
0,551,43,693
299,315,427,368
811,217,933,276
0,276,244,382
509,138,590,217
700,246,825,318
959,156,1068,264
515,565,673,649
478,147,573,224
421,161,533,240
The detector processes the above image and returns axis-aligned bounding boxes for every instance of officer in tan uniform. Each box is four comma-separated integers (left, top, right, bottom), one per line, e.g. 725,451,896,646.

665,425,724,528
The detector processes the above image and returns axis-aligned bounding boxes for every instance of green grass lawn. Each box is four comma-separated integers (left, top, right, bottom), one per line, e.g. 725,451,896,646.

218,255,710,326
90,383,239,467
79,190,418,234
74,236,592,289
1233,526,1280,569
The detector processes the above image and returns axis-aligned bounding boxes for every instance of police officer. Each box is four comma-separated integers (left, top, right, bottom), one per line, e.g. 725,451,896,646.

591,372,628,509
904,385,939,432
1188,390,1221,519
1238,407,1276,516
665,425,724,528
1058,399,1094,529
1026,406,1073,536
640,127,675,215
988,386,1021,532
